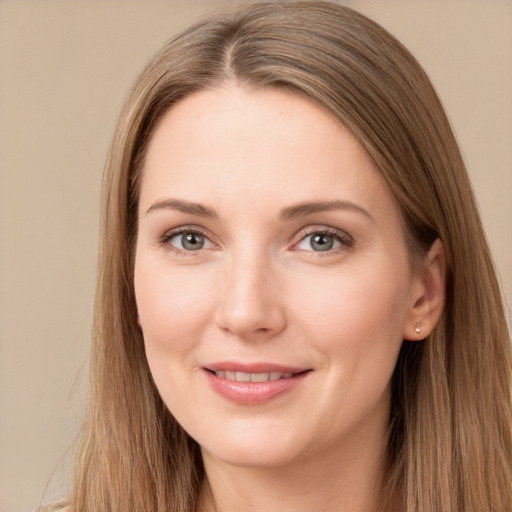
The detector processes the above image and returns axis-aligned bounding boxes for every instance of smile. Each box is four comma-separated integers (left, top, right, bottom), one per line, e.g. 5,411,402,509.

203,363,311,405
212,371,295,382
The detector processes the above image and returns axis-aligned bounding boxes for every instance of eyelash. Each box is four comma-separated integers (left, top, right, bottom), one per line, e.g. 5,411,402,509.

293,226,354,255
159,226,214,255
159,225,354,255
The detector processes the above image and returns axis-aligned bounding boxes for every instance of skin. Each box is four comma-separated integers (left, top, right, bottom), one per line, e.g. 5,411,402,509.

134,84,444,512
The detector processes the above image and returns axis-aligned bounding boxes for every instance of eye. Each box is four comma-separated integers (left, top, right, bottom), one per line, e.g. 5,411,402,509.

163,229,215,252
294,228,353,253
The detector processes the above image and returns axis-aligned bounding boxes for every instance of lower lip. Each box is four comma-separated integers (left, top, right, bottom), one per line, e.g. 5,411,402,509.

204,370,309,405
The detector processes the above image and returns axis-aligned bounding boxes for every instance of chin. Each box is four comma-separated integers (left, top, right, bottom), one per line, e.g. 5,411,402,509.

199,430,306,470
203,447,299,470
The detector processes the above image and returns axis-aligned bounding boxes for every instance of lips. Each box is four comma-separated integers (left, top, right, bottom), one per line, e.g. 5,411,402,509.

203,362,311,405
212,370,295,382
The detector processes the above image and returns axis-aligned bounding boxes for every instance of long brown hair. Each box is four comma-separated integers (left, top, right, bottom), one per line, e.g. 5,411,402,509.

69,2,512,511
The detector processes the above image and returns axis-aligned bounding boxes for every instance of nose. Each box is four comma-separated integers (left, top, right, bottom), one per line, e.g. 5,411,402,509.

214,251,286,340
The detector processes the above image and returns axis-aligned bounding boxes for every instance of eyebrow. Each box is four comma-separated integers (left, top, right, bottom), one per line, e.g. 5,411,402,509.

145,198,373,222
279,200,374,222
145,198,217,218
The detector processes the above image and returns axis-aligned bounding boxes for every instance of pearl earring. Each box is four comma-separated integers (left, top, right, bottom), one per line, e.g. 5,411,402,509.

415,322,422,334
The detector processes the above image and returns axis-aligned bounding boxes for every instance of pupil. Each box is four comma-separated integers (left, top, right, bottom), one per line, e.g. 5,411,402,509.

183,233,204,250
312,234,333,251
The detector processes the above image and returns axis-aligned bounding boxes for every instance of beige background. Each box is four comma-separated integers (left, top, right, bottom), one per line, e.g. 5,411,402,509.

0,1,510,511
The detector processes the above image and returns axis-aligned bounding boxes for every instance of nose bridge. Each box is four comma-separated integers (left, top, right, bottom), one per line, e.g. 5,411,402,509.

216,243,285,338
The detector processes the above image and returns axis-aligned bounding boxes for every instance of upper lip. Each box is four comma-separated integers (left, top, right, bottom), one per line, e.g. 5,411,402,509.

204,361,310,374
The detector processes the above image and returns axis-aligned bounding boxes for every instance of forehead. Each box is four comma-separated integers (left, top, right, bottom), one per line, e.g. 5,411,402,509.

139,84,398,224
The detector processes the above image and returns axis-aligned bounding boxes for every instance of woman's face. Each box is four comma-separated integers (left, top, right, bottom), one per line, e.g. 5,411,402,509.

135,84,423,469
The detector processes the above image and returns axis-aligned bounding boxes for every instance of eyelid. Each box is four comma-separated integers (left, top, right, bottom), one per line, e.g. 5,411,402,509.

157,224,354,255
159,225,218,253
291,225,354,253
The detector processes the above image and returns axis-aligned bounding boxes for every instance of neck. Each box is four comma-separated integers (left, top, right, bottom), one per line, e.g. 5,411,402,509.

198,418,388,512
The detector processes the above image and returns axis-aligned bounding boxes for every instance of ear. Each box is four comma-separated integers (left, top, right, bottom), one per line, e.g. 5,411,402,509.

403,238,446,340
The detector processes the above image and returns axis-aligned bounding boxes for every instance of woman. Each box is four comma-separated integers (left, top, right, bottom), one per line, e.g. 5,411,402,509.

54,2,512,511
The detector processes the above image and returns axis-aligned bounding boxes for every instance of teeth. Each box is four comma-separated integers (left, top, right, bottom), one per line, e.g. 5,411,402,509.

214,371,295,382
251,372,270,382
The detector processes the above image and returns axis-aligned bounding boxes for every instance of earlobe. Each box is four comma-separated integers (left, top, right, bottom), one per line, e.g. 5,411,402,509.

404,238,446,340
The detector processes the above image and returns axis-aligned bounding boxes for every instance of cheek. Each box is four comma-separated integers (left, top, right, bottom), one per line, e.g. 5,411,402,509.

294,263,409,332
134,255,217,355
134,256,219,419
286,263,410,435
289,258,411,377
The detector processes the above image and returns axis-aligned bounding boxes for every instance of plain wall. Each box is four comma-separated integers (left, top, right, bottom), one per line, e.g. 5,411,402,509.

0,1,510,511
